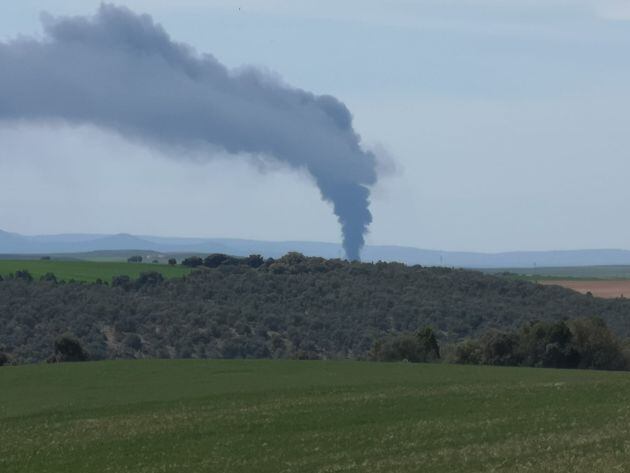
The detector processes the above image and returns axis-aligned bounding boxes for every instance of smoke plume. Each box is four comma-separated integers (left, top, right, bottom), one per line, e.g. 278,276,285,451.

0,4,377,260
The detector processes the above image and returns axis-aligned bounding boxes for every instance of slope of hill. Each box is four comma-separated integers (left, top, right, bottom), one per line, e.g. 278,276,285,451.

2,256,630,363
2,359,630,473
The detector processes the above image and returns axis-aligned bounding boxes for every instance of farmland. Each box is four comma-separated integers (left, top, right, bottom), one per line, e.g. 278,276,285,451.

0,259,191,283
483,266,630,299
2,360,630,472
539,279,630,299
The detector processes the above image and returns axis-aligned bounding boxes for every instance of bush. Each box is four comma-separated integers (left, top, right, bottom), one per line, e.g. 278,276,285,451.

15,270,33,282
112,275,132,290
0,352,8,366
123,334,143,351
49,335,88,363
168,258,177,266
182,256,203,268
245,254,264,268
454,340,483,365
135,271,164,288
570,317,628,371
370,328,441,362
127,256,143,263
518,321,578,368
417,327,441,361
479,331,521,366
453,317,629,371
40,272,58,283
204,254,241,268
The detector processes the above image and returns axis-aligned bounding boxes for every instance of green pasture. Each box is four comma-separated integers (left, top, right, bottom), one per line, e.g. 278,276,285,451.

2,360,630,472
0,259,190,283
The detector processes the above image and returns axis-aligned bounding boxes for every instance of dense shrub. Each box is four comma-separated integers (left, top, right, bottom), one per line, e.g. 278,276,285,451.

453,340,483,365
371,328,441,362
1,255,630,364
570,317,628,371
111,275,132,290
135,271,164,288
181,256,203,268
40,272,58,283
14,270,33,282
49,335,89,363
454,317,628,371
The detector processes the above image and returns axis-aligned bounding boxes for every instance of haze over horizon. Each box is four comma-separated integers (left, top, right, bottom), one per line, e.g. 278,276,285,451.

2,1,630,253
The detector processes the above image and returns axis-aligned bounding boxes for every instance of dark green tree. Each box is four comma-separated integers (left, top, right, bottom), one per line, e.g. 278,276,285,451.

182,256,203,268
51,335,88,362
417,327,441,361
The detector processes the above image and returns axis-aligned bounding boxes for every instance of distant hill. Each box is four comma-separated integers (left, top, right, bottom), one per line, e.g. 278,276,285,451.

2,228,630,268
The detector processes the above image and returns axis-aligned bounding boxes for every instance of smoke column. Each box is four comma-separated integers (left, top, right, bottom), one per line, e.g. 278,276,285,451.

0,4,377,260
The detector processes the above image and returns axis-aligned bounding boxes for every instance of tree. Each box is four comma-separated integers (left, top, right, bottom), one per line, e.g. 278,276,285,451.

570,317,628,371
480,331,521,366
168,258,177,266
112,275,132,290
0,352,8,366
454,340,483,365
50,335,88,362
14,270,33,282
245,254,264,268
204,254,240,268
123,333,142,351
417,327,441,361
127,255,143,263
518,320,578,368
370,329,441,363
182,256,203,268
40,272,58,283
135,271,164,288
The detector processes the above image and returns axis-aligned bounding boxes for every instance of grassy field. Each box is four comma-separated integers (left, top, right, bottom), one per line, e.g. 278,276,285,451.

0,259,191,283
486,265,630,280
2,360,630,472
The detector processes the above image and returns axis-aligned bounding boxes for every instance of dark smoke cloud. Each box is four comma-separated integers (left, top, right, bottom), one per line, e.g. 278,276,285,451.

0,4,377,260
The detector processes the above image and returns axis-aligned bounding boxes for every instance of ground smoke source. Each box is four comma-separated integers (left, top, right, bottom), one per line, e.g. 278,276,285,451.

0,4,377,260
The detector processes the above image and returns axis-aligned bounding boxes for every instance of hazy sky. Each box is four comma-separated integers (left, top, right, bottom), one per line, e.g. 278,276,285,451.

1,0,630,252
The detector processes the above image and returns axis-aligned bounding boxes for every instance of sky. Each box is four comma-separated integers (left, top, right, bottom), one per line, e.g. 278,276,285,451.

1,0,630,252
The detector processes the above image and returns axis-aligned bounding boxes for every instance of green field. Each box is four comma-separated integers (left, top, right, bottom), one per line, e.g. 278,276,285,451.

0,259,191,283
2,360,630,472
485,265,630,280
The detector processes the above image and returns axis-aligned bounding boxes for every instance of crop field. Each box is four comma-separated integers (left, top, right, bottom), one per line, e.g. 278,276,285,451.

539,279,630,299
2,360,630,472
0,259,190,283
487,265,630,280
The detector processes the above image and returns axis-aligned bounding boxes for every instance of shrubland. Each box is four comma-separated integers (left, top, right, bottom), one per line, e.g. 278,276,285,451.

1,253,630,365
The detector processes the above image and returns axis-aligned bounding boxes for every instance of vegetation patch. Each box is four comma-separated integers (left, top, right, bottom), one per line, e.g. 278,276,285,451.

2,254,630,363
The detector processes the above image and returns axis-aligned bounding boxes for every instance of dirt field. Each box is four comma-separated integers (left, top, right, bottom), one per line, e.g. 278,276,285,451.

540,280,630,299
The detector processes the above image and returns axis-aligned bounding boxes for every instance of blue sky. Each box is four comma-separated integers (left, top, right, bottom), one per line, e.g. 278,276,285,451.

1,1,630,252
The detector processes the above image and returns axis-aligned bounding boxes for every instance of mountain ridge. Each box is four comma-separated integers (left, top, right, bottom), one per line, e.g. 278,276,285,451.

2,229,630,268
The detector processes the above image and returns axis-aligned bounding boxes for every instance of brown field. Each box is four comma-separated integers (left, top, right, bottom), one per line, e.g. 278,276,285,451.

540,279,630,298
